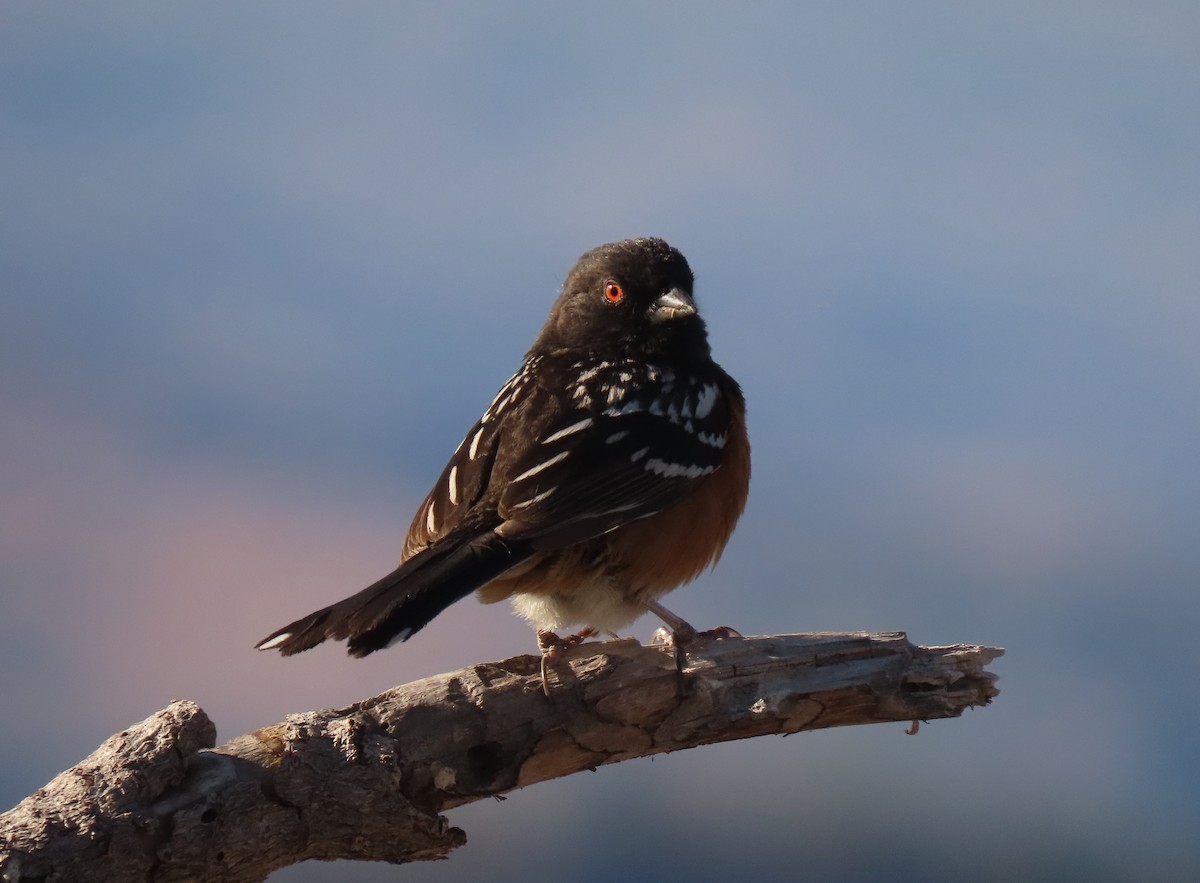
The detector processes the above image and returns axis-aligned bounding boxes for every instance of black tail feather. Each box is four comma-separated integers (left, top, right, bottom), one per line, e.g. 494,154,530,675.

254,529,533,657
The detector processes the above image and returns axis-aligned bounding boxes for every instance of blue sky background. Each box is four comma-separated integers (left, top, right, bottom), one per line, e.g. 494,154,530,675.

3,3,1198,880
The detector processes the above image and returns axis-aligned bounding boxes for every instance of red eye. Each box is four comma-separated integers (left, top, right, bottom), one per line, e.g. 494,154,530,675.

604,281,625,304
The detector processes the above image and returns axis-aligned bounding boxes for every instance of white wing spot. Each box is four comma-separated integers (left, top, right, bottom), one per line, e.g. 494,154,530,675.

468,427,485,460
257,632,293,650
491,392,515,416
693,383,719,419
543,417,594,445
448,465,460,505
425,504,438,535
630,446,649,462
484,391,511,422
383,626,415,649
483,361,538,422
604,400,644,417
644,458,716,479
606,385,625,405
512,450,570,483
698,431,726,449
649,365,675,394
575,361,610,384
508,486,557,510
606,430,631,444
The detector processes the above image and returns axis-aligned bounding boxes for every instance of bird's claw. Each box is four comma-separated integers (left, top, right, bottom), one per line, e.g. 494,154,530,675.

649,623,743,676
649,626,674,646
537,627,596,696
650,623,742,647
698,625,743,639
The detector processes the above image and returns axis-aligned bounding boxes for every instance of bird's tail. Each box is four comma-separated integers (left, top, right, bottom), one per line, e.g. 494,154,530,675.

254,528,533,657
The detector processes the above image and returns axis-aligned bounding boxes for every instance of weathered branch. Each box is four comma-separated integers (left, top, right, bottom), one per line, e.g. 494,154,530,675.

1,631,1001,882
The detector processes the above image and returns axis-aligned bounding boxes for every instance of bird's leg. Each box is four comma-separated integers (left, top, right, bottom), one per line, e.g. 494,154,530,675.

643,599,697,673
644,599,696,640
644,600,743,672
536,627,597,696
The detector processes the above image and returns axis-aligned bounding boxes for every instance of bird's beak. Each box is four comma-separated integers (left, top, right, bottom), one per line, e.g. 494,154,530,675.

649,288,697,323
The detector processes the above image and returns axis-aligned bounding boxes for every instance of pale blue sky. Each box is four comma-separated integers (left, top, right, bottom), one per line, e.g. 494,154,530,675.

3,3,1199,880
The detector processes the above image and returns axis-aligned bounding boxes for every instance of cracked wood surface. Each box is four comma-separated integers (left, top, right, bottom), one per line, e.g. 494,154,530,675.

0,631,1002,882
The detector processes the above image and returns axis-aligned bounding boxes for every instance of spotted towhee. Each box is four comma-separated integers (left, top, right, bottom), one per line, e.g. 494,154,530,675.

256,238,750,686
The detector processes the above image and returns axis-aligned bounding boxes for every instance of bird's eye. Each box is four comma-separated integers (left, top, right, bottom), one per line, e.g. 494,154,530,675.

603,281,625,304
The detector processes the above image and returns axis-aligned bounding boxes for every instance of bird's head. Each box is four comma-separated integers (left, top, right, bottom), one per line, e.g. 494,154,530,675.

534,238,711,362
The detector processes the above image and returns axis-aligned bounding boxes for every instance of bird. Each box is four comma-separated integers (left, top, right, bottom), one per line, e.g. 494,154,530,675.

255,237,750,690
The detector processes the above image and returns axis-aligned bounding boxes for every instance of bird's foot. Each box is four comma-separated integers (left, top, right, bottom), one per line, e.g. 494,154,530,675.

699,625,744,639
648,611,743,676
536,627,597,696
649,624,743,645
644,599,694,674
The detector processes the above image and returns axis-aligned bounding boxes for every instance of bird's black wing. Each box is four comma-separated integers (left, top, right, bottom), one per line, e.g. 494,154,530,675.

400,360,525,559
495,359,734,548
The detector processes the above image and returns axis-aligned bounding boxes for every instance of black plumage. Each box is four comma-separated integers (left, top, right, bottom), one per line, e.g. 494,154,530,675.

255,238,749,661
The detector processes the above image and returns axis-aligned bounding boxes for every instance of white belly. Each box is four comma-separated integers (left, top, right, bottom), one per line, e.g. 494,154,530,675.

508,584,646,633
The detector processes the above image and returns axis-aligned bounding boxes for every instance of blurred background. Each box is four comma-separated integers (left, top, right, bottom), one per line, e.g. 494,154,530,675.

2,3,1198,880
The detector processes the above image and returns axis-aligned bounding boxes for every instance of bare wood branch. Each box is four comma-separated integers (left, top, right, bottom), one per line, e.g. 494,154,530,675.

0,632,1002,882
